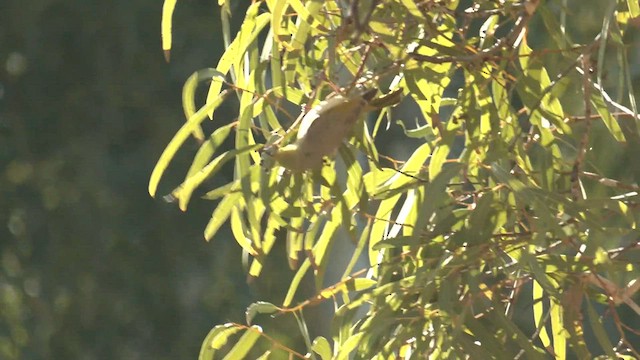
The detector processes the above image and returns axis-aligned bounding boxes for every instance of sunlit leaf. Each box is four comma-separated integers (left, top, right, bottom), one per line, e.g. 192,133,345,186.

368,193,401,266
172,144,261,211
161,0,177,61
221,326,262,360
550,297,566,359
628,0,640,18
518,36,570,136
205,6,270,117
283,260,311,307
186,123,234,179
149,90,230,197
246,302,280,325
204,192,242,241
182,69,227,142
590,90,626,142
311,336,332,360
532,280,551,350
201,324,243,358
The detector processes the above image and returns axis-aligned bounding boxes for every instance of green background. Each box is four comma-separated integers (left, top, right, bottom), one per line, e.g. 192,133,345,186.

0,1,262,358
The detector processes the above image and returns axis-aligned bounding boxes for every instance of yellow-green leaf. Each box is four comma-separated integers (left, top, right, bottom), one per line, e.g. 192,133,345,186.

161,0,177,61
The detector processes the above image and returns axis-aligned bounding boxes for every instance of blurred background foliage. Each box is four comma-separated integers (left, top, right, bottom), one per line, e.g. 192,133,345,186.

0,1,284,359
1,0,640,359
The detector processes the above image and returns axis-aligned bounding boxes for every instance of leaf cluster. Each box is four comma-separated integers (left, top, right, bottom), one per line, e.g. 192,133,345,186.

154,0,640,358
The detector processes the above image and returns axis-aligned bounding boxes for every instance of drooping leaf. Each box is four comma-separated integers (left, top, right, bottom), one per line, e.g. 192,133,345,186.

161,0,177,61
221,326,263,360
311,336,332,360
246,302,280,326
149,90,230,197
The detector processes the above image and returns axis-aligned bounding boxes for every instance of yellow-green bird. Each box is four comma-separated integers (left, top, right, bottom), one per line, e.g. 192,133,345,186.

268,87,402,171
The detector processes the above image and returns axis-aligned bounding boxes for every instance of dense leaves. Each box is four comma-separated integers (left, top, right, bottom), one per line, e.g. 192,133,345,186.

155,0,640,358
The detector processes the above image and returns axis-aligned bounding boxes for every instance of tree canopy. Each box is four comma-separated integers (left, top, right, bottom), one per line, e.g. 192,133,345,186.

155,0,640,358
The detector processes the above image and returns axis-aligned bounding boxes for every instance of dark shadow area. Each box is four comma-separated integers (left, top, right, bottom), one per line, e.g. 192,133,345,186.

0,1,265,358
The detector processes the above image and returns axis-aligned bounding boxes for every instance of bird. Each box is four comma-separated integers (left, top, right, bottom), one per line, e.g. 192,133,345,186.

266,87,402,171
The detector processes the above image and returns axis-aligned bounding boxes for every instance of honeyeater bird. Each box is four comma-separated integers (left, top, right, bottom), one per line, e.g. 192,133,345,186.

266,87,402,171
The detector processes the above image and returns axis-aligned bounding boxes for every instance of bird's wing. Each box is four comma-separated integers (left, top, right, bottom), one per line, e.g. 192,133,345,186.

296,95,350,140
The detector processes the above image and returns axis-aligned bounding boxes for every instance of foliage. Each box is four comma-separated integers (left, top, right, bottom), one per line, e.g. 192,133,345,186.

154,0,640,358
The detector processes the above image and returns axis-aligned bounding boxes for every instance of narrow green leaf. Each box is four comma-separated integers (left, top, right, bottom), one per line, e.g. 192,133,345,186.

585,300,616,358
521,250,560,297
283,0,325,82
489,304,548,359
591,90,626,142
283,260,311,307
318,277,375,300
199,324,239,360
618,30,639,124
255,350,271,360
464,192,497,245
303,215,324,254
246,302,280,326
286,216,304,270
311,336,332,360
550,297,566,359
202,180,239,201
382,143,430,191
186,123,234,179
161,0,177,61
628,0,640,17
402,62,451,137
205,8,270,117
230,204,257,256
350,278,377,292
336,333,363,359
395,119,437,141
399,0,425,19
220,1,231,49
533,280,551,349
268,0,288,38
490,163,561,233
413,163,462,235
341,218,371,279
182,69,227,142
338,145,364,210
518,37,569,135
236,90,262,250
204,192,242,241
287,0,328,34
221,326,262,360
538,5,573,49
269,37,285,98
368,193,401,266
312,219,339,291
596,1,617,87
172,144,261,211
149,90,230,197
210,324,244,352
428,143,449,181
363,168,396,197
248,217,279,278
